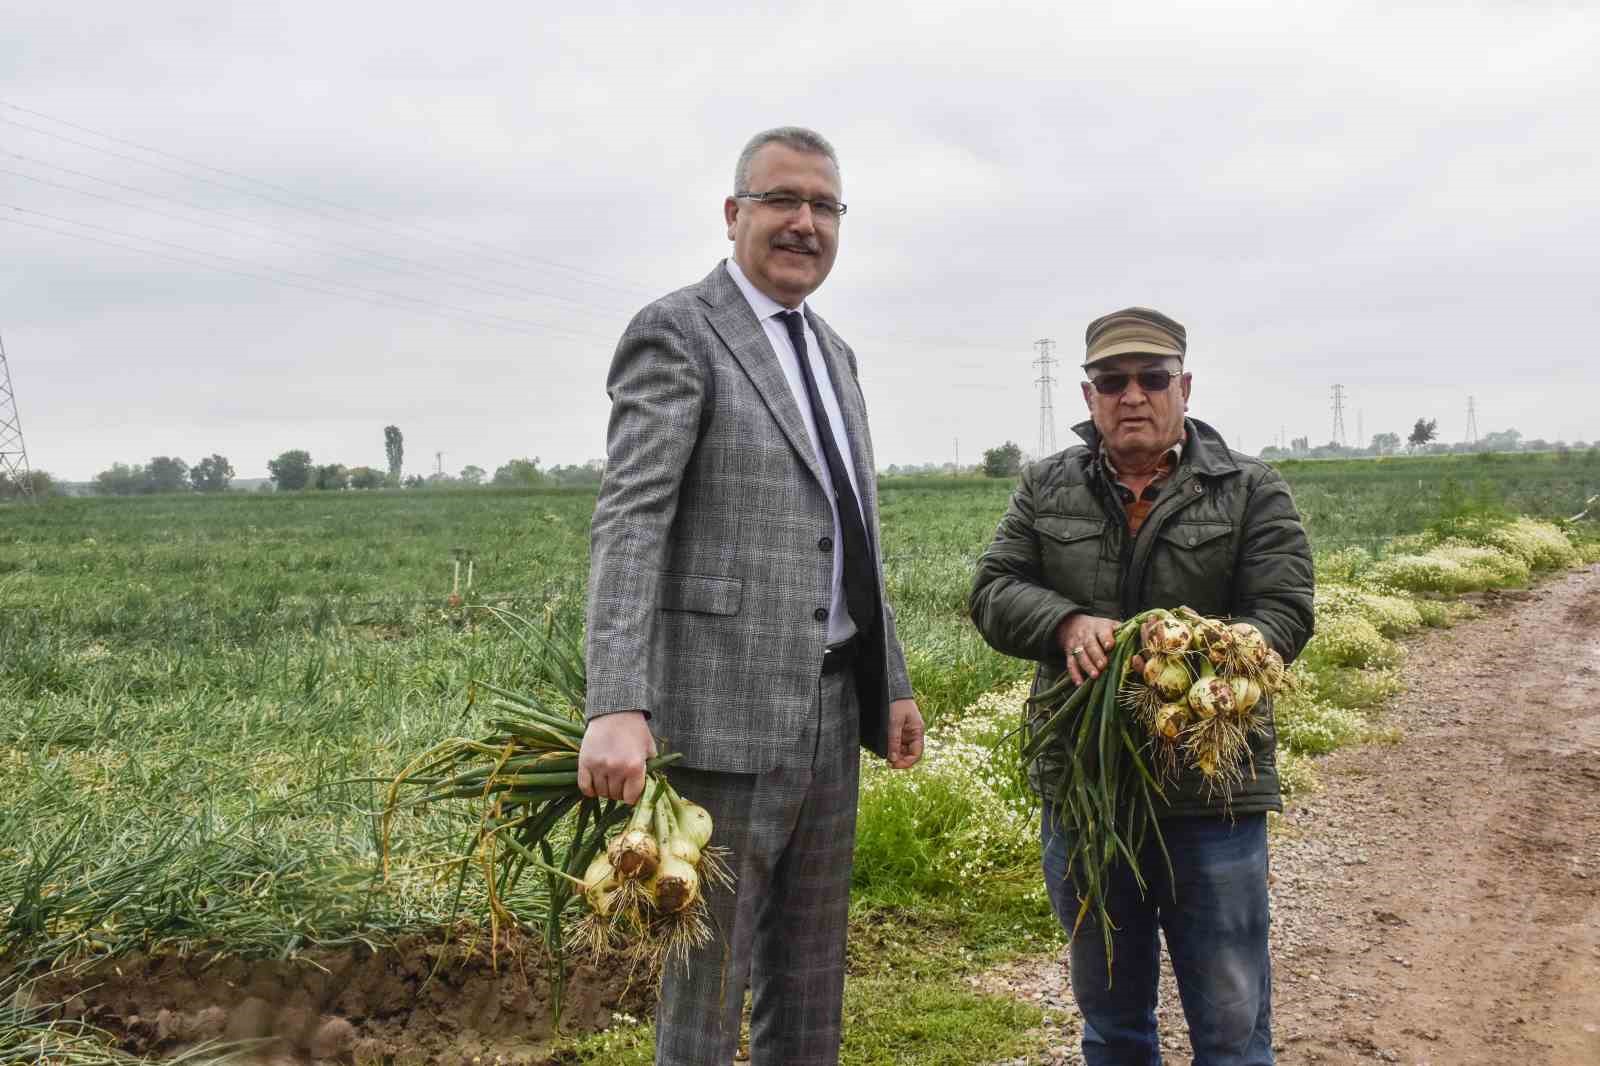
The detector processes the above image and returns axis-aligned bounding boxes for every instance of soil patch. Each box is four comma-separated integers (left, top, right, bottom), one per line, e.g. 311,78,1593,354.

19,930,652,1064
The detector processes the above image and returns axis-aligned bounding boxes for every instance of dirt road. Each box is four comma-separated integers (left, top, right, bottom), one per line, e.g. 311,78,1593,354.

984,564,1600,1065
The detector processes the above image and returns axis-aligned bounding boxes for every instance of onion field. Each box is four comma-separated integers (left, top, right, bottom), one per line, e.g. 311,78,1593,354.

1,450,1597,1064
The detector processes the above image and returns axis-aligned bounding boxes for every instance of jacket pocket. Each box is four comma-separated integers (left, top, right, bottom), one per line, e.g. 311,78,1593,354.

1035,515,1106,601
1035,515,1106,547
1149,522,1235,611
657,572,743,615
1155,522,1232,552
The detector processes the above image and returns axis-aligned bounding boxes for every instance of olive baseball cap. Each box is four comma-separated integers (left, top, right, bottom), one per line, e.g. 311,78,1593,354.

1083,306,1187,367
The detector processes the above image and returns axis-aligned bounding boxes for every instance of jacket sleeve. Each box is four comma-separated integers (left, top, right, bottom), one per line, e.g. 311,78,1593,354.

584,306,707,719
1232,466,1316,663
882,599,913,701
969,463,1084,663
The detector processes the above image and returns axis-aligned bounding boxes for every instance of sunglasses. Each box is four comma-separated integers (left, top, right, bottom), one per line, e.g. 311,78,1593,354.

1087,369,1182,396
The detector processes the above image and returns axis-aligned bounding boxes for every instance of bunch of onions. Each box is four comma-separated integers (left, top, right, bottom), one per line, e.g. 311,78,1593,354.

382,676,729,1013
573,778,731,969
1023,605,1294,973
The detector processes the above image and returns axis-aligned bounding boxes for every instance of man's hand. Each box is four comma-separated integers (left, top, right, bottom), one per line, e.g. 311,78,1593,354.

578,711,656,803
1055,614,1121,687
886,698,924,770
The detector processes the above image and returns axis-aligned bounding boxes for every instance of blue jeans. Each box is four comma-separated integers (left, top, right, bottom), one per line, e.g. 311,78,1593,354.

1041,805,1274,1066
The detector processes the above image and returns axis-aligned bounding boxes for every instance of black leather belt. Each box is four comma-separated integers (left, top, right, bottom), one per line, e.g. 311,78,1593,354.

822,636,861,675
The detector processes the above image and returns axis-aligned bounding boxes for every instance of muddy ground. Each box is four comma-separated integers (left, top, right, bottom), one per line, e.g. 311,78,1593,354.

22,929,652,1064
981,564,1600,1065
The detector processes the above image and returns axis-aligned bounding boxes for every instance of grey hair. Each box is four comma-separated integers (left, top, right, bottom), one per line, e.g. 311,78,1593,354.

733,127,840,194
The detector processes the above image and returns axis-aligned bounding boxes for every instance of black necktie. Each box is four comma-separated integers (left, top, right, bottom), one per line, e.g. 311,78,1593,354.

779,310,879,636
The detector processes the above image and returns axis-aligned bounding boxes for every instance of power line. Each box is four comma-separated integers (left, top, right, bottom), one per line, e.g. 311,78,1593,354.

1330,383,1347,447
1,100,657,296
2,209,609,340
3,103,1045,361
2,158,636,319
4,203,612,339
1465,396,1479,445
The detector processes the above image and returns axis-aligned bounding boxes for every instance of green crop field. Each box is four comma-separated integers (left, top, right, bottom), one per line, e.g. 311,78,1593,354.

1,450,1597,1063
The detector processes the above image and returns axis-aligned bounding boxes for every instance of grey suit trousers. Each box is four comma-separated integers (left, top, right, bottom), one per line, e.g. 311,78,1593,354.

654,665,861,1066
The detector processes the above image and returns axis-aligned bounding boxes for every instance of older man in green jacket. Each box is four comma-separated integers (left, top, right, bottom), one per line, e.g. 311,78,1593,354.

970,307,1314,1066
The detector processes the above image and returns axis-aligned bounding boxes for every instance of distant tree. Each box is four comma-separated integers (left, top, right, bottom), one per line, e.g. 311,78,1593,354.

0,469,55,498
981,441,1023,479
348,466,386,489
94,462,144,496
1407,418,1438,450
189,453,234,492
1370,432,1401,456
1523,438,1550,452
1480,427,1521,452
145,456,190,493
384,425,404,486
493,457,545,487
268,449,313,491
314,463,350,491
545,462,604,487
403,474,426,489
459,465,487,486
1290,436,1310,453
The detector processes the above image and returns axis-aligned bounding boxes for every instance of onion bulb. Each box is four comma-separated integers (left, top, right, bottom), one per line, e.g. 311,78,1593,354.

1187,675,1237,719
1154,702,1188,740
1228,622,1271,670
1142,654,1194,702
1228,676,1262,715
1140,613,1194,657
582,853,621,917
649,854,701,914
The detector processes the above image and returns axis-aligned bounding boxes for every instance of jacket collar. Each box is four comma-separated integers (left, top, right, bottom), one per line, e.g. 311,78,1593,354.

1072,417,1240,478
695,261,831,493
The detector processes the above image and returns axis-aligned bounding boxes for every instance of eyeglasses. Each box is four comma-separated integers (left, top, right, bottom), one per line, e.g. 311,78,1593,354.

734,191,848,222
1087,369,1182,396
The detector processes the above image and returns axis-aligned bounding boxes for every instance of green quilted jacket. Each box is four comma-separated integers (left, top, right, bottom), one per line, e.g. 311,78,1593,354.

969,417,1315,817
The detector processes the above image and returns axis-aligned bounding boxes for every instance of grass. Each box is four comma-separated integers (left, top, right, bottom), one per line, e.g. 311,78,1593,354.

1,451,1597,1062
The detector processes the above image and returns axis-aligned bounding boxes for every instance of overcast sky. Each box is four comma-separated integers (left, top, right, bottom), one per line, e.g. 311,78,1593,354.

4,1,1597,482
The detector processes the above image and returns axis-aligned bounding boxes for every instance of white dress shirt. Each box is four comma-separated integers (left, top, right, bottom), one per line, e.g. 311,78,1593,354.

725,258,864,645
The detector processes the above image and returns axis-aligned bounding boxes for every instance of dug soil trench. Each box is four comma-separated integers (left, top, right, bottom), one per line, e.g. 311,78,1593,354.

981,564,1600,1065
23,929,652,1063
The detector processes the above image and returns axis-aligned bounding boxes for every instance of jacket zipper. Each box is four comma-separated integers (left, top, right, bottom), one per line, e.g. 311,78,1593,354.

1116,470,1206,620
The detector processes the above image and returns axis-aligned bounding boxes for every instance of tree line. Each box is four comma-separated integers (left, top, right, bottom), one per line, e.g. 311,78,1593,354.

261,450,601,491
21,426,604,498
1258,419,1595,461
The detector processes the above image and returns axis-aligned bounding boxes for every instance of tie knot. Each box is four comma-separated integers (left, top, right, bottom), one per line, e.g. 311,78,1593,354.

777,309,807,350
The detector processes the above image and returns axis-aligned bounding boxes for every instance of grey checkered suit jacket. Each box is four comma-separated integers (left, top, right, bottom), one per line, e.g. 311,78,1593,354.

585,262,912,773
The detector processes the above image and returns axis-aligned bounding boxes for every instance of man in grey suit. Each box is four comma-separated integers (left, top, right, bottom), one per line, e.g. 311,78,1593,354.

579,126,924,1065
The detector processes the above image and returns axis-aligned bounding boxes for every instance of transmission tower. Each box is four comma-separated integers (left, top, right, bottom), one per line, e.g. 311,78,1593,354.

1034,338,1058,457
1464,396,1479,445
1330,384,1347,447
0,331,34,500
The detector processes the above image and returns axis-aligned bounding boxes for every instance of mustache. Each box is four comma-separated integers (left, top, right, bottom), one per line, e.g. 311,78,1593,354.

772,238,819,255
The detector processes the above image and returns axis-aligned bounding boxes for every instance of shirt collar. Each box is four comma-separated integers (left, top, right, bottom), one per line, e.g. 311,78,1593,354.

1101,441,1183,482
725,258,806,324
